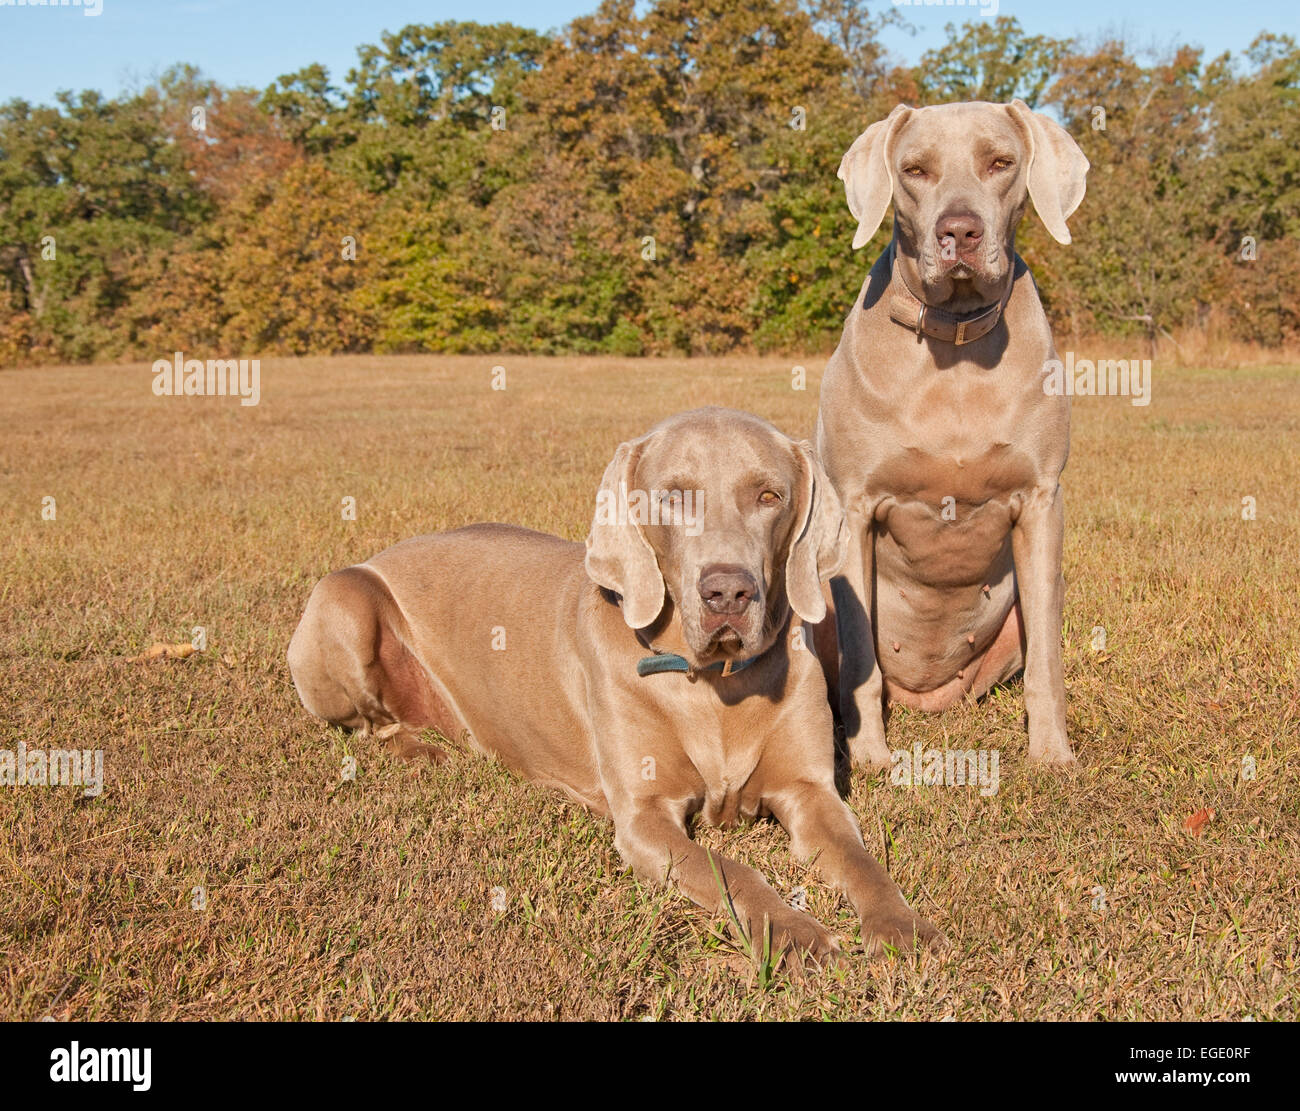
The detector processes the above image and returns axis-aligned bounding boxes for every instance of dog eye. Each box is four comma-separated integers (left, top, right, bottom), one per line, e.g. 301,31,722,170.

903,165,926,178
758,490,782,506
989,158,1013,172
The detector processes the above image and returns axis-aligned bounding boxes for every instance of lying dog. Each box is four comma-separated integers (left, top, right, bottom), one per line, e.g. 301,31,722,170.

817,100,1089,768
288,407,944,960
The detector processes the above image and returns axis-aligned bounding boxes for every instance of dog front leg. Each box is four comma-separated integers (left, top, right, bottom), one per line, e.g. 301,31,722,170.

768,780,946,955
831,509,890,768
1011,484,1075,764
612,801,840,964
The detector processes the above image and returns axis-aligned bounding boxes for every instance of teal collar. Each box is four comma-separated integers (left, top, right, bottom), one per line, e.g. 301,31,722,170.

636,652,758,679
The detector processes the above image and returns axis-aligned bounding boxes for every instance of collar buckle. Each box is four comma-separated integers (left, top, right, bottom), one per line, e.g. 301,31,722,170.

888,244,1012,347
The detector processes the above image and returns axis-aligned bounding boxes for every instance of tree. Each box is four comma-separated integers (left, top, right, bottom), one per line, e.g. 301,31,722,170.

260,64,344,155
516,0,852,353
1203,34,1300,344
801,0,911,101
1043,42,1218,350
0,82,206,362
215,162,378,355
913,16,1073,107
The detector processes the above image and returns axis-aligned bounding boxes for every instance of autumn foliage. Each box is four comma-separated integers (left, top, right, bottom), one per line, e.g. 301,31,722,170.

1,3,1297,366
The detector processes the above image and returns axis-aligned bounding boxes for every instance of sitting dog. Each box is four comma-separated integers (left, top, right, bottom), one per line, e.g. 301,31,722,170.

288,407,944,960
816,100,1089,768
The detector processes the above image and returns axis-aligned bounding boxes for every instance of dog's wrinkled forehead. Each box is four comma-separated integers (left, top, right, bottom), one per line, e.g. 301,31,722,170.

637,409,790,490
894,103,1026,172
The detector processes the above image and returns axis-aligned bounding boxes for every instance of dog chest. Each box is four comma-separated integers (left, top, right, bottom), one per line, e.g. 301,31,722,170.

677,713,769,829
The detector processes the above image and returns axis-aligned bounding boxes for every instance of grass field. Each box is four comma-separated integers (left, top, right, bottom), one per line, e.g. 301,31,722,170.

2,354,1298,1020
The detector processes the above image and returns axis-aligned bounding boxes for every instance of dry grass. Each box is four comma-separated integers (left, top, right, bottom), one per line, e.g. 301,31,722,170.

1,353,1297,1020
1059,323,1300,371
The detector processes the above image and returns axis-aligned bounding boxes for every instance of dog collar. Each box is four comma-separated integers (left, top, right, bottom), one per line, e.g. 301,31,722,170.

636,652,757,679
886,240,1013,346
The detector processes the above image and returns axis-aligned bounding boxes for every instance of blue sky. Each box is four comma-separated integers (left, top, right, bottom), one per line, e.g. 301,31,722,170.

1,0,1295,106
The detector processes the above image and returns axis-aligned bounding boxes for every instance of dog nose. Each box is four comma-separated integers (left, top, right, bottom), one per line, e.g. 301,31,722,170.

936,211,984,253
698,565,758,615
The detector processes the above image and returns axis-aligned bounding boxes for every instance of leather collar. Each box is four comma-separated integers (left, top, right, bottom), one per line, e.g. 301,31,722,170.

886,240,1012,346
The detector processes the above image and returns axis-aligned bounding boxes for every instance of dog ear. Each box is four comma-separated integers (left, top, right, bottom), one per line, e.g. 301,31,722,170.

838,103,912,250
584,437,666,630
1007,99,1089,245
784,441,848,624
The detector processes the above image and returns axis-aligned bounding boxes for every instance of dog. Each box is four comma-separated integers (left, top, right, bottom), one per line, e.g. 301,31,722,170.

288,408,945,960
816,99,1089,768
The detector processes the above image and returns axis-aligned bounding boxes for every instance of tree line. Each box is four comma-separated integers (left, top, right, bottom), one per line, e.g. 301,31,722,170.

1,0,1296,367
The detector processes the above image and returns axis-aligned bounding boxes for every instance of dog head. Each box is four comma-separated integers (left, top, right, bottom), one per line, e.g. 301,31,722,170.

585,407,847,669
839,100,1088,306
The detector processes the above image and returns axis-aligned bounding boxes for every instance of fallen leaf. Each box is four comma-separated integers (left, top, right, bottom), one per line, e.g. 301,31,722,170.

1182,807,1215,837
127,642,197,663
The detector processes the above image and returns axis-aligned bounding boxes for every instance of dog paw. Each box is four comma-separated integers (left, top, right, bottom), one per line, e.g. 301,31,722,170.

860,906,948,958
1028,741,1076,766
375,723,449,766
751,906,842,968
849,736,893,771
